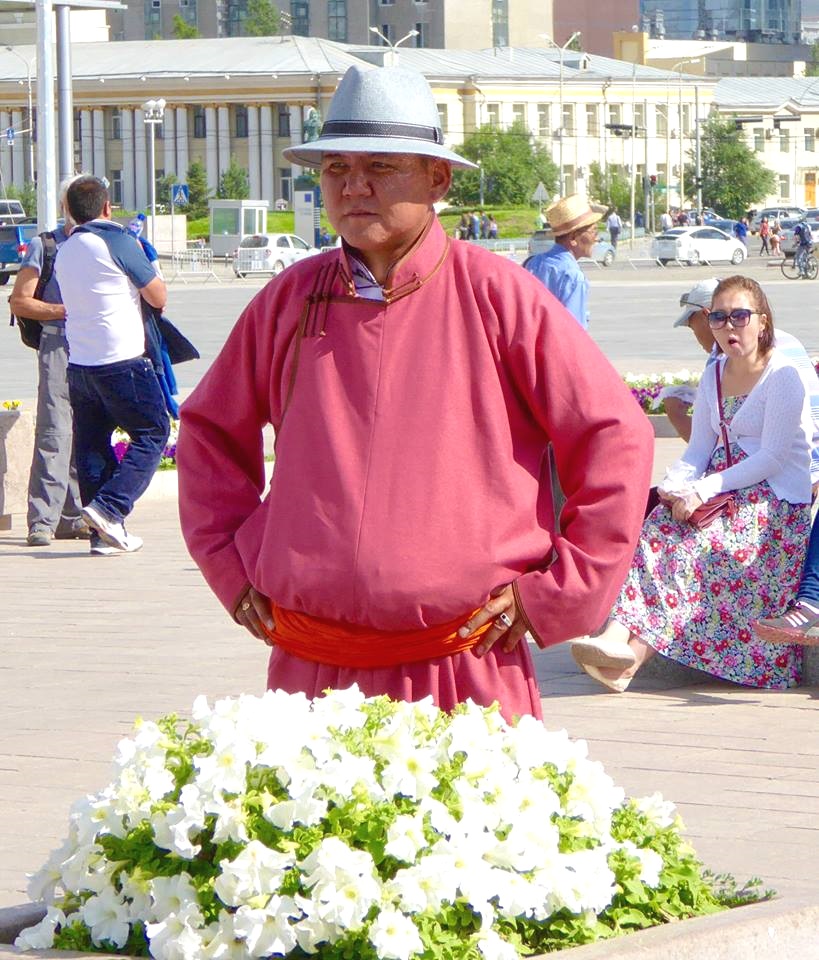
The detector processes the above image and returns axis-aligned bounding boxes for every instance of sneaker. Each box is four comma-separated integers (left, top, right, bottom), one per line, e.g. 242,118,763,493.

81,503,137,551
26,529,52,547
89,532,143,556
753,601,819,645
55,521,92,540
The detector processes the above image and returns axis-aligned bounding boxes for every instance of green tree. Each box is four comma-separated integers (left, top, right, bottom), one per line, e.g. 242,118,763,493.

217,155,250,199
185,159,211,220
449,123,559,206
5,181,36,217
171,14,200,38
807,40,819,77
588,162,631,215
245,0,280,36
685,114,777,218
157,172,178,208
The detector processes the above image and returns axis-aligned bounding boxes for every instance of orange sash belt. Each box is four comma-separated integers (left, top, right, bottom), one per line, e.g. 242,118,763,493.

265,602,490,669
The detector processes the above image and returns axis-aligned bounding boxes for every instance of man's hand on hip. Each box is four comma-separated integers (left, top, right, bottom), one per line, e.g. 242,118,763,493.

457,584,527,658
235,586,275,645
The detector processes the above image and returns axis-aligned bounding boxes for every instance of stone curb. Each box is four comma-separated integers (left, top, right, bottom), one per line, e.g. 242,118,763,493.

2,898,818,959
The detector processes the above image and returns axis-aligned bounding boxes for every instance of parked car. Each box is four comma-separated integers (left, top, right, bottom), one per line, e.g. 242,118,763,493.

232,233,321,277
0,199,27,224
777,218,819,258
650,226,747,266
0,222,38,285
526,229,616,266
750,206,806,233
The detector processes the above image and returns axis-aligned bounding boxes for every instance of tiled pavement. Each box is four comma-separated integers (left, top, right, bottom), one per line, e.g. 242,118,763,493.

0,444,817,913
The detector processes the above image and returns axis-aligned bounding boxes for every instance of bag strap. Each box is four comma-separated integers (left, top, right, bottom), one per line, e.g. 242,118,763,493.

715,361,733,469
34,231,58,299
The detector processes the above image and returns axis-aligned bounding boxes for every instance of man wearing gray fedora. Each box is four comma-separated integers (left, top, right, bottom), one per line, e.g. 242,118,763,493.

178,64,653,721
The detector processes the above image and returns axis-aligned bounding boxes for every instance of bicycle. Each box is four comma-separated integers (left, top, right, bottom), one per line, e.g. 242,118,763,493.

781,245,819,280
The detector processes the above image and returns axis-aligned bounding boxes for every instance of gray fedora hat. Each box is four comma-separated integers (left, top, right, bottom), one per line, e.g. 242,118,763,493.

283,64,477,169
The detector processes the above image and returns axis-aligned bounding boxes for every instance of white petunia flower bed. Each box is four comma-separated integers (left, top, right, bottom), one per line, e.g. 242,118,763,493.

16,688,724,958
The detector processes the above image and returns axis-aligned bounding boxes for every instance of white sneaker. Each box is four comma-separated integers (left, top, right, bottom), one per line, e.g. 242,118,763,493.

90,532,143,555
82,504,139,551
570,635,637,669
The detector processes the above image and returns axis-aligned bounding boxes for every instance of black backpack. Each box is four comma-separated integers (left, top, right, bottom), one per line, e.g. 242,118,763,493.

9,231,58,350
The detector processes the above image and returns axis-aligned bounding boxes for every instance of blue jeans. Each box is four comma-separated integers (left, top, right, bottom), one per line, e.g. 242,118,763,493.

798,515,819,604
67,357,169,523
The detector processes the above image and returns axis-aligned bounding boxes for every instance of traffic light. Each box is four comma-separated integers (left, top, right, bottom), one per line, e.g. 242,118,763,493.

649,174,657,186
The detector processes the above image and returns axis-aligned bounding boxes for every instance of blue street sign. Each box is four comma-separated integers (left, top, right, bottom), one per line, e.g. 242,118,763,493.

5,127,14,145
172,183,189,206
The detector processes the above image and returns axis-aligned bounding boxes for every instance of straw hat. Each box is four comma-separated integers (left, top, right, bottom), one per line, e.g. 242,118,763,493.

283,65,477,169
547,194,606,237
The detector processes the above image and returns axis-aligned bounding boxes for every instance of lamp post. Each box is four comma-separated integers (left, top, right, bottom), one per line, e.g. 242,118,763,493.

5,46,34,183
368,27,419,65
541,31,581,196
671,58,699,211
141,98,165,247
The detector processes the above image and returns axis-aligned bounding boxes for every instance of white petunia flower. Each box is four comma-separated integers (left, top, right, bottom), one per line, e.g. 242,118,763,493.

265,787,328,830
146,904,206,960
633,792,678,829
193,733,256,797
381,744,440,800
477,928,519,960
13,906,66,952
618,841,664,888
80,884,131,948
385,813,428,863
149,873,200,921
151,784,206,859
368,906,424,960
214,840,297,908
232,899,300,957
300,836,382,931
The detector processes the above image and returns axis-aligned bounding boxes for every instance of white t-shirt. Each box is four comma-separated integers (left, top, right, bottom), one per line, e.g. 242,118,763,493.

55,219,157,366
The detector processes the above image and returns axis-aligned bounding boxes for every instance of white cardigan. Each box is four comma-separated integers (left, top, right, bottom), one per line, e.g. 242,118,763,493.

661,350,813,505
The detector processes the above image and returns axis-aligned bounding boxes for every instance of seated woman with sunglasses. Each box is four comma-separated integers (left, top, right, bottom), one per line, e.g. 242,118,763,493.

572,275,813,692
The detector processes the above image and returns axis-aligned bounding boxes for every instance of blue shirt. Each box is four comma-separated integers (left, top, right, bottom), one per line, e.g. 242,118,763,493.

18,224,69,309
524,244,589,329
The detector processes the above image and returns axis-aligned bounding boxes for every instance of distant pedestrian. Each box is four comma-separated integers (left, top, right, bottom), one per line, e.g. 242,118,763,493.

733,218,748,247
660,210,673,232
479,210,489,239
770,218,782,256
535,207,547,230
606,209,623,247
487,214,498,239
55,175,170,555
759,217,770,256
469,211,480,240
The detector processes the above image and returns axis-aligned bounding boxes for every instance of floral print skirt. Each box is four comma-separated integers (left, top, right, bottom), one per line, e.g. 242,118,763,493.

613,442,811,689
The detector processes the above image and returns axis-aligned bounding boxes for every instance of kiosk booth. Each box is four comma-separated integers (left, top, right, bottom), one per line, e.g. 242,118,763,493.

208,200,269,257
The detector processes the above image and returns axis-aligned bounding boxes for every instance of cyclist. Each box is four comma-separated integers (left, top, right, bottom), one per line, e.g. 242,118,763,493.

793,217,814,278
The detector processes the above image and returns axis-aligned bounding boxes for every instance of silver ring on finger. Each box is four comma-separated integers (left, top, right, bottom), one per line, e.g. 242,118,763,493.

495,611,513,630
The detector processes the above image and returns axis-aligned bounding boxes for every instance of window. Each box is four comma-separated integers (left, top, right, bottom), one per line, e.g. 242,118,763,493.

279,168,292,203
328,0,346,40
633,103,645,133
110,169,122,205
491,0,508,46
377,23,393,43
111,108,121,140
780,128,790,153
278,105,290,137
511,103,526,127
655,108,667,137
806,128,816,152
586,104,598,137
681,104,691,134
607,104,621,126
414,22,427,45
537,103,550,137
144,0,161,36
73,109,81,144
193,106,206,139
753,127,764,151
291,0,308,35
379,0,394,4
437,103,448,134
561,103,574,135
235,105,248,138
778,174,790,199
486,103,500,127
151,0,160,7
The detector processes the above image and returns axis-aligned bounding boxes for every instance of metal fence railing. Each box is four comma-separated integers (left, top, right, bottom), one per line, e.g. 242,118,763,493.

169,247,220,283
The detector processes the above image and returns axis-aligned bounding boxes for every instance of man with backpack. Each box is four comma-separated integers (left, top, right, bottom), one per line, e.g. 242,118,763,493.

793,217,814,278
9,177,89,548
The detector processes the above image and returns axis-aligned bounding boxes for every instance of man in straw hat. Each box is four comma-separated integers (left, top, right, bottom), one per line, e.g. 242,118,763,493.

177,64,652,721
524,193,607,329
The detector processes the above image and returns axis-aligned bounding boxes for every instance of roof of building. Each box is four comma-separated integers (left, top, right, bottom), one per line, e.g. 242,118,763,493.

714,76,819,108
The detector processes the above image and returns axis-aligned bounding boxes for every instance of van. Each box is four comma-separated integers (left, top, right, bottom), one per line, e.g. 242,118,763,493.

0,222,38,284
0,199,27,223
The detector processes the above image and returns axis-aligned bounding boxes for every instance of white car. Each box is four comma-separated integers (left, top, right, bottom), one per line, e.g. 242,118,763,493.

650,226,747,266
233,233,320,277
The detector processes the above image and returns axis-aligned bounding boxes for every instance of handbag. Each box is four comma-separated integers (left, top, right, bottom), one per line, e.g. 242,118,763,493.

688,363,737,530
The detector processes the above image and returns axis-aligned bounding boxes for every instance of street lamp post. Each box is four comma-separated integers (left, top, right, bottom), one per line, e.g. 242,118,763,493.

541,31,581,197
671,58,699,212
368,27,419,66
141,98,166,247
5,46,35,183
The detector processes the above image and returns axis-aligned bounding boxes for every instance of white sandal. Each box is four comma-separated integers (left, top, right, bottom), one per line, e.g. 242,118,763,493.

570,634,637,669
575,659,632,694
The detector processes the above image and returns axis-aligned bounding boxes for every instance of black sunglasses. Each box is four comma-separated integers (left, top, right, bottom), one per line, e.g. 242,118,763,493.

707,308,755,328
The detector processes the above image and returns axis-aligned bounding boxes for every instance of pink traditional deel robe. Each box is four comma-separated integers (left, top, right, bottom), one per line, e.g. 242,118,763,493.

177,219,653,721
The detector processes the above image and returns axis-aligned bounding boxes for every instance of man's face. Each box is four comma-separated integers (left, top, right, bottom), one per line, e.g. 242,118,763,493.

320,152,450,261
687,308,715,352
567,222,598,259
